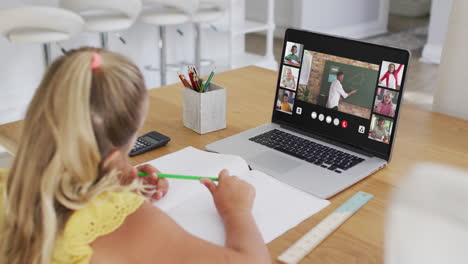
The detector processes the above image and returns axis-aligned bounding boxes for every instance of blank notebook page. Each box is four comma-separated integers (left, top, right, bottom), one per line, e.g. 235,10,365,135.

147,147,250,211
144,147,330,245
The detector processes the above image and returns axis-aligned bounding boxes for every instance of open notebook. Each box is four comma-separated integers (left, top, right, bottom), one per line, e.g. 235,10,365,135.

146,147,330,245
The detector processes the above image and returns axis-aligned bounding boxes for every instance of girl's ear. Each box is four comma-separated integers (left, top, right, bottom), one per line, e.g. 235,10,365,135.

102,148,122,169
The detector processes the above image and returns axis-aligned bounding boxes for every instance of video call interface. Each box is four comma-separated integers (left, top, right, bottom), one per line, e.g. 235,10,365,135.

274,39,407,158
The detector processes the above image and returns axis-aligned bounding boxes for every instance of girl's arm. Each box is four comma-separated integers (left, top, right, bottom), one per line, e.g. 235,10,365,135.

395,64,403,74
379,72,388,82
375,103,380,112
90,171,271,264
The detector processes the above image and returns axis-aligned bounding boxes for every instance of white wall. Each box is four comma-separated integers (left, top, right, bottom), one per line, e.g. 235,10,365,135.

246,0,388,39
300,0,379,31
421,0,453,64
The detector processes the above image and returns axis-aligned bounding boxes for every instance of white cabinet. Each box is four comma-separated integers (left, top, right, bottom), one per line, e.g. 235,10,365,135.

248,0,389,40
220,0,278,70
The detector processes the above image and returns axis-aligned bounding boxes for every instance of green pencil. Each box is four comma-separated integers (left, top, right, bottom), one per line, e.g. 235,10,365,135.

202,71,215,93
137,171,219,181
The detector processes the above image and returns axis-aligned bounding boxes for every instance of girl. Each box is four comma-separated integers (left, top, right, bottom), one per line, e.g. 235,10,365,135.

379,63,403,90
374,90,395,117
281,68,296,90
0,48,270,264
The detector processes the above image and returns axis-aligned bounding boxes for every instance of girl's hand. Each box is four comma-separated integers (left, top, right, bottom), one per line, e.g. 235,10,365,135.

132,164,169,202
200,169,255,219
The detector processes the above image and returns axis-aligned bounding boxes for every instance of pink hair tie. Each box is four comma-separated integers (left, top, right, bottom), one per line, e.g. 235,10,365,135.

91,52,102,70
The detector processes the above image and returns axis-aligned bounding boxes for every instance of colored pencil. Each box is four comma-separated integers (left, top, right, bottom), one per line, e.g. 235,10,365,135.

138,171,219,181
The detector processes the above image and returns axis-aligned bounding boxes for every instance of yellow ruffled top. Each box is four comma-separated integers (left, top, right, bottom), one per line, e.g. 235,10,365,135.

0,169,145,264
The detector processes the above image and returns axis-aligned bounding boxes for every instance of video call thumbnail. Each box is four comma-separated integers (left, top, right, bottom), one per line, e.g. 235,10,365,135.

280,65,299,91
275,88,296,114
374,88,399,118
283,41,304,67
378,61,404,90
297,50,380,120
368,114,394,144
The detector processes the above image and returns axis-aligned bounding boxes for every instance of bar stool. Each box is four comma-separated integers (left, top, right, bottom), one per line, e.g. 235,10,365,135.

0,6,84,67
60,0,142,49
139,0,193,86
191,0,227,70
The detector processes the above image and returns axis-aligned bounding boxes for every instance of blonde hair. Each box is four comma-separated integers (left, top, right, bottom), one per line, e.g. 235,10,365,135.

0,47,148,264
384,90,394,98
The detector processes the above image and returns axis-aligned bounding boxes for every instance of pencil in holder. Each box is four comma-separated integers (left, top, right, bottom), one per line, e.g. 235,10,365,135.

183,82,226,134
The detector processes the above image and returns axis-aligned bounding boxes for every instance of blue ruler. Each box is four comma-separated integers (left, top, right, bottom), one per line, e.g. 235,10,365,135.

278,191,374,264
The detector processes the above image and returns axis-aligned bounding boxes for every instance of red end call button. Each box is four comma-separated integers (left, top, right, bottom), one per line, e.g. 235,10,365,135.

341,120,348,128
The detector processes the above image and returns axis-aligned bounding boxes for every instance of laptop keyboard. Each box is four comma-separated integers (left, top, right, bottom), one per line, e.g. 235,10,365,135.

249,129,365,173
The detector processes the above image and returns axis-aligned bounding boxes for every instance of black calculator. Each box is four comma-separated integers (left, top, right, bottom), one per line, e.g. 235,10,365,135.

129,131,171,157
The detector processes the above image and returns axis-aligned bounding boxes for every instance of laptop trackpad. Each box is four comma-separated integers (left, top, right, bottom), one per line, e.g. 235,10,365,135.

249,151,301,173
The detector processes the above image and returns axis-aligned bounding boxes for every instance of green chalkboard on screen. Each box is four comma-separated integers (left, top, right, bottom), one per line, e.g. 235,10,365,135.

320,60,379,109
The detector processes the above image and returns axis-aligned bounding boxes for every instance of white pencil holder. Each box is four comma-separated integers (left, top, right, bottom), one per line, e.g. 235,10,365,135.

183,83,226,134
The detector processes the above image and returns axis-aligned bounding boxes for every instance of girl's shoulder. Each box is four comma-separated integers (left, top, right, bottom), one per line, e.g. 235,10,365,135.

54,191,145,263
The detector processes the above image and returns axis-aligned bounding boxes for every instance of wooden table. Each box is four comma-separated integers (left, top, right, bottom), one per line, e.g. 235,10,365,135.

1,66,468,263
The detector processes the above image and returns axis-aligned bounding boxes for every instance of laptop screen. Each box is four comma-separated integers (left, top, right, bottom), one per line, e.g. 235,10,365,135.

272,28,410,160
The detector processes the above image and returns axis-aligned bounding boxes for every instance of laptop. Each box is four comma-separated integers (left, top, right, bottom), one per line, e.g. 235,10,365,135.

206,28,410,199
